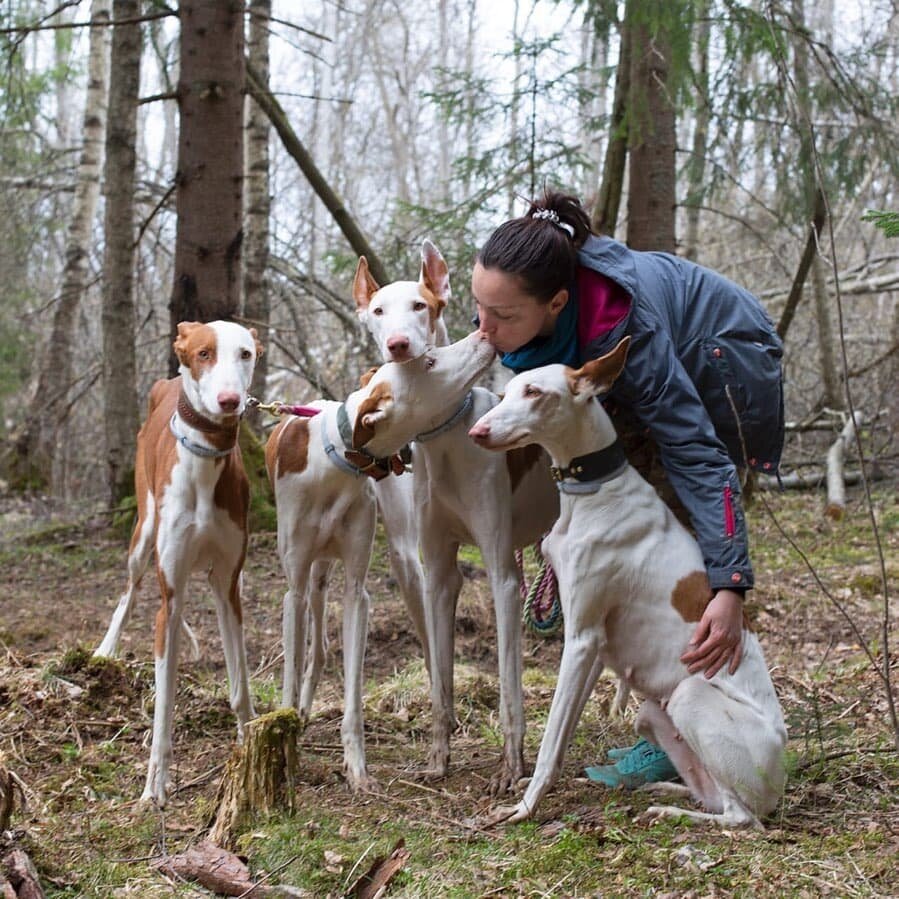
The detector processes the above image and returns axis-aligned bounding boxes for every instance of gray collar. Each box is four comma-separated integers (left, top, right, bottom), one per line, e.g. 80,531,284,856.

414,392,474,443
169,414,234,459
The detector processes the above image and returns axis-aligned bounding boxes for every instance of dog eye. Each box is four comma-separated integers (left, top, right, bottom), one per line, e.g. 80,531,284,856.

372,307,384,316
413,301,427,311
241,349,252,360
425,356,437,369
524,385,542,398
198,349,210,360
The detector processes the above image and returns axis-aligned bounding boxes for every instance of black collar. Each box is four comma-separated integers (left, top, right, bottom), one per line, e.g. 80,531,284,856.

550,439,627,483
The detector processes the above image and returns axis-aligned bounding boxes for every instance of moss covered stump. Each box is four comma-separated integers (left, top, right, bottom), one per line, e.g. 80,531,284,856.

209,709,300,849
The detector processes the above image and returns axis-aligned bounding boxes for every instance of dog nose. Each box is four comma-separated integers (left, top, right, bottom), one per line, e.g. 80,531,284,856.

386,335,410,355
217,391,241,413
468,422,490,440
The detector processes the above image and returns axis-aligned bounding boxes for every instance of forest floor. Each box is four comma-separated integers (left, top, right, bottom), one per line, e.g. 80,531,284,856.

0,482,897,898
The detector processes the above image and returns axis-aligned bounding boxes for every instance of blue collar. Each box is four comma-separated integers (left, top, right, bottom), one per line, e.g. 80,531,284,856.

500,289,579,373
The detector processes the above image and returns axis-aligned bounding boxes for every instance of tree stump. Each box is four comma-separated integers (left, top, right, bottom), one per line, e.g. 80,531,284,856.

0,755,14,833
209,709,300,850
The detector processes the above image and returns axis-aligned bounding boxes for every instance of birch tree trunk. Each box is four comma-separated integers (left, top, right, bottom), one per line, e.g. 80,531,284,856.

791,0,842,410
683,0,710,261
10,0,110,491
626,0,677,252
593,2,631,237
243,0,271,432
102,0,142,505
168,0,245,371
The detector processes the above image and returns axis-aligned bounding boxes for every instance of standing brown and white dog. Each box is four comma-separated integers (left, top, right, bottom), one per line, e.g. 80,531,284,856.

95,320,263,807
469,338,787,828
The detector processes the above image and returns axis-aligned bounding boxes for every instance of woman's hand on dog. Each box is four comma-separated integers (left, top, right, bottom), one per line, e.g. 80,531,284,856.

680,589,745,678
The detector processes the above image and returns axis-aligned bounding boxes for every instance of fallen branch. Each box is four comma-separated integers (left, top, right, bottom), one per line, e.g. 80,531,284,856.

825,412,864,520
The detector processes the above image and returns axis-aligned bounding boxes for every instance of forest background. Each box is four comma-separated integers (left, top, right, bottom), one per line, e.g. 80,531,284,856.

0,1,897,897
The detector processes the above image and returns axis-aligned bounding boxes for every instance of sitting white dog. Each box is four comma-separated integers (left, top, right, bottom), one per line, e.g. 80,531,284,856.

468,337,787,828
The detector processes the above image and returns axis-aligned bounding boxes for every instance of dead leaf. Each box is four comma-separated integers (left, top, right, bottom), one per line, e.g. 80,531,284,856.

346,839,410,899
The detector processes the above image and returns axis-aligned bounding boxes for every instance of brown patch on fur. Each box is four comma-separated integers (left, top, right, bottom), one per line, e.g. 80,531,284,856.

505,443,543,492
248,327,264,359
173,321,218,383
213,453,249,530
154,571,174,658
671,571,713,622
418,282,447,331
352,382,393,449
266,417,310,481
358,366,379,389
353,256,380,309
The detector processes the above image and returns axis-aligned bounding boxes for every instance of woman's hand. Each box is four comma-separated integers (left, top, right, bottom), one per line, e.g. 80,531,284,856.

680,589,745,678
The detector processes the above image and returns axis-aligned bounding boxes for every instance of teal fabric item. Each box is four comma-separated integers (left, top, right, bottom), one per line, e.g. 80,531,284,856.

584,738,679,788
500,290,579,373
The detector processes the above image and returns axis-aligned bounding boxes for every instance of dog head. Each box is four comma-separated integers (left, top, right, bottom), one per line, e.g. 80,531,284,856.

174,321,264,419
349,329,496,456
353,239,451,363
468,337,630,456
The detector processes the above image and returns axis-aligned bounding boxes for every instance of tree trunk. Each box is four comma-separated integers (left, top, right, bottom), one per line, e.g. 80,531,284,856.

243,0,272,432
209,709,300,851
9,0,110,491
101,0,142,506
682,0,710,261
626,0,677,252
593,2,631,237
169,0,245,374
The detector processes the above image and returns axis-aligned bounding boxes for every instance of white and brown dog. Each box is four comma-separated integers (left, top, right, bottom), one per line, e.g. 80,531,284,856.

468,337,787,828
95,320,262,807
265,328,497,791
346,299,560,795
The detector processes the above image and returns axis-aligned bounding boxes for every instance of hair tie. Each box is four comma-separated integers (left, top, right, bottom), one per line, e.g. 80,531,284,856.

532,208,575,238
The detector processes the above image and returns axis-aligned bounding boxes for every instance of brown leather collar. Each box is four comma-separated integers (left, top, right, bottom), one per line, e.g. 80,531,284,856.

343,450,407,481
176,390,240,451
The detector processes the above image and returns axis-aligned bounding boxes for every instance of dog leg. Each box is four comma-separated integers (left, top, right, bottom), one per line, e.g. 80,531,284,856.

300,560,332,719
341,567,376,793
420,535,462,780
208,565,254,736
375,476,431,676
477,542,525,796
489,615,606,824
142,566,185,807
279,545,313,713
662,676,785,826
95,494,156,658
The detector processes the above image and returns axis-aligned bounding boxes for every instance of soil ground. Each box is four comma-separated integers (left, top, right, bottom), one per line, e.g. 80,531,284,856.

0,483,897,897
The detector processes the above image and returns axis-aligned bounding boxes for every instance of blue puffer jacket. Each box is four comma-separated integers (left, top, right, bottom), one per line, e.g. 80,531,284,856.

505,235,784,592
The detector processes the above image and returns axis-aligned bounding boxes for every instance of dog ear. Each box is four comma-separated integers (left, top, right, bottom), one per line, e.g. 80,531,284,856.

568,336,631,401
248,327,264,359
358,366,379,389
420,239,451,308
351,382,393,449
173,321,203,364
353,256,380,311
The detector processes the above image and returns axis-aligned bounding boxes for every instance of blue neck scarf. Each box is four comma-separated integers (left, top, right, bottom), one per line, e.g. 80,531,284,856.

500,289,579,373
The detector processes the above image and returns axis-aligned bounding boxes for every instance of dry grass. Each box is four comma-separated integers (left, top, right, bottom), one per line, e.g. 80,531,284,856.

0,484,897,897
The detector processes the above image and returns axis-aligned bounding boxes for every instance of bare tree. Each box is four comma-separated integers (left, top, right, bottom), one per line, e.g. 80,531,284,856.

101,0,142,505
10,0,110,490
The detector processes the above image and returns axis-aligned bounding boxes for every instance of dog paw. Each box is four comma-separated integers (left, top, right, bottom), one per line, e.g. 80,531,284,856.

482,803,530,827
346,771,381,795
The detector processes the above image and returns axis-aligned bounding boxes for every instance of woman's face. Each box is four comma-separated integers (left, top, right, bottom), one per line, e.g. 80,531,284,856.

472,263,568,354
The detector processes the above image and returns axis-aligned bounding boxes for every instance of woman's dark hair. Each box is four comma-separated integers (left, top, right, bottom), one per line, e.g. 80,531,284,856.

477,190,593,303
